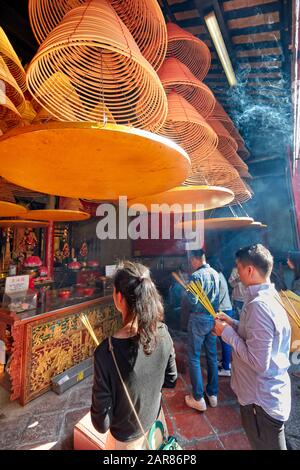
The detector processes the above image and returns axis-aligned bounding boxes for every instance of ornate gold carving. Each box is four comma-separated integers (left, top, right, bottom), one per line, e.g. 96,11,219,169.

22,301,121,403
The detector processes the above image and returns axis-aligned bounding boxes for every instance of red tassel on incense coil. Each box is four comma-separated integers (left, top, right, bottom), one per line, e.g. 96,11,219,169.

0,57,24,107
26,0,168,131
157,92,218,158
0,27,27,92
166,23,211,81
28,0,167,71
158,58,215,118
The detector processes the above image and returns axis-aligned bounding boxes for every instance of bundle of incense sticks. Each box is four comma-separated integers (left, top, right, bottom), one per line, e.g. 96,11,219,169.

80,313,99,346
172,271,217,318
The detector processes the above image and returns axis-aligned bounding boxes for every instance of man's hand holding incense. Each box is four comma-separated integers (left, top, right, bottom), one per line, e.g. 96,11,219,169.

212,318,228,336
217,311,234,326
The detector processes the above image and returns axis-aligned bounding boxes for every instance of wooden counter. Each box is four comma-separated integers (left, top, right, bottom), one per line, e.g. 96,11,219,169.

0,294,121,405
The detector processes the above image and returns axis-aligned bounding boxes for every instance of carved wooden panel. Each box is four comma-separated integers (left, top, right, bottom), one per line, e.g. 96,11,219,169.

20,301,121,404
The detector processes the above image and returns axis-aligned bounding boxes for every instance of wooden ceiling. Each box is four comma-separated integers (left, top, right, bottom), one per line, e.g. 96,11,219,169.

160,0,292,164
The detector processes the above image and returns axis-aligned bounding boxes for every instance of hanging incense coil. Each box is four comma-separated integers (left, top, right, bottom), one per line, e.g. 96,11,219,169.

26,0,167,130
158,58,215,118
210,101,243,139
237,142,250,160
28,0,167,71
0,57,24,107
0,27,27,92
184,149,240,187
157,92,218,158
227,177,252,204
166,23,211,81
206,118,249,177
29,72,85,122
0,94,21,127
185,149,252,203
0,177,15,203
17,100,37,124
59,197,84,211
110,0,167,71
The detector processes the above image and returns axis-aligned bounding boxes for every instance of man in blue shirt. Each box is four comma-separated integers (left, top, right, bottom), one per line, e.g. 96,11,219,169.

214,244,291,450
184,249,220,412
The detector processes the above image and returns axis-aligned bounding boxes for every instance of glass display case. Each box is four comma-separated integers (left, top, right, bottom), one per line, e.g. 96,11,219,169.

2,289,37,313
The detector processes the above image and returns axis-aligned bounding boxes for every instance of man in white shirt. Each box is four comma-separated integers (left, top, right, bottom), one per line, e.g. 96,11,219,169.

214,244,291,450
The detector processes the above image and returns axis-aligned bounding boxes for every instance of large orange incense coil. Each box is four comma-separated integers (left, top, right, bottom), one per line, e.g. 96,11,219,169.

158,58,215,118
0,94,21,128
29,72,84,122
166,23,211,81
211,101,243,139
17,100,37,124
29,0,167,71
206,118,249,176
110,0,167,71
26,0,168,131
177,216,254,232
226,178,252,204
237,142,250,160
25,209,90,222
157,92,218,159
0,201,27,217
0,57,24,107
0,122,190,200
184,149,241,188
0,27,27,92
0,177,15,203
128,185,234,213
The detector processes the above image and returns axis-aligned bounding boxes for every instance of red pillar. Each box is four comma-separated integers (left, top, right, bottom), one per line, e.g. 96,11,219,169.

45,221,54,279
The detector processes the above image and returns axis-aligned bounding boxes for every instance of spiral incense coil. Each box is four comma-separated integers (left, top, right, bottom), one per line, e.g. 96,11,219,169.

225,151,249,177
59,197,84,211
211,101,244,141
0,57,25,107
157,92,218,158
184,149,240,187
17,100,37,124
26,0,167,131
29,0,167,71
158,58,215,118
0,177,16,203
206,118,238,156
29,72,84,122
0,94,21,126
237,142,250,160
0,27,27,92
227,177,252,204
110,0,167,71
166,23,211,81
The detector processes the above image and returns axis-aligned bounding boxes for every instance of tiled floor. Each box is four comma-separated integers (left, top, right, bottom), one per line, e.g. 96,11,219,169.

161,333,251,450
0,329,299,450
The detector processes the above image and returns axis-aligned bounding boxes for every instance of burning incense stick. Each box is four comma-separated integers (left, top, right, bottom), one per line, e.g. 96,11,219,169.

80,313,99,346
172,271,217,318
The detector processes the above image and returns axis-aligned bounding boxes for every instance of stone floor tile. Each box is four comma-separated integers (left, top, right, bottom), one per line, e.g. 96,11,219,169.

19,411,64,447
172,411,214,441
204,405,242,434
219,432,252,450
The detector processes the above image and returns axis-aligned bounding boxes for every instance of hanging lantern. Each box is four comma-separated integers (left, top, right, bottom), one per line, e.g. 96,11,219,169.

158,58,215,117
157,92,218,159
26,0,167,130
166,23,211,81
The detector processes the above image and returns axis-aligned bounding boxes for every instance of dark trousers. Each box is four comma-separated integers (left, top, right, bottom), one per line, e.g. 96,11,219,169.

240,404,287,450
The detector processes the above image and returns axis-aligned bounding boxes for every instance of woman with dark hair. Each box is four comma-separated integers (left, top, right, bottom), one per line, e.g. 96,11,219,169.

287,251,300,295
91,260,177,450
